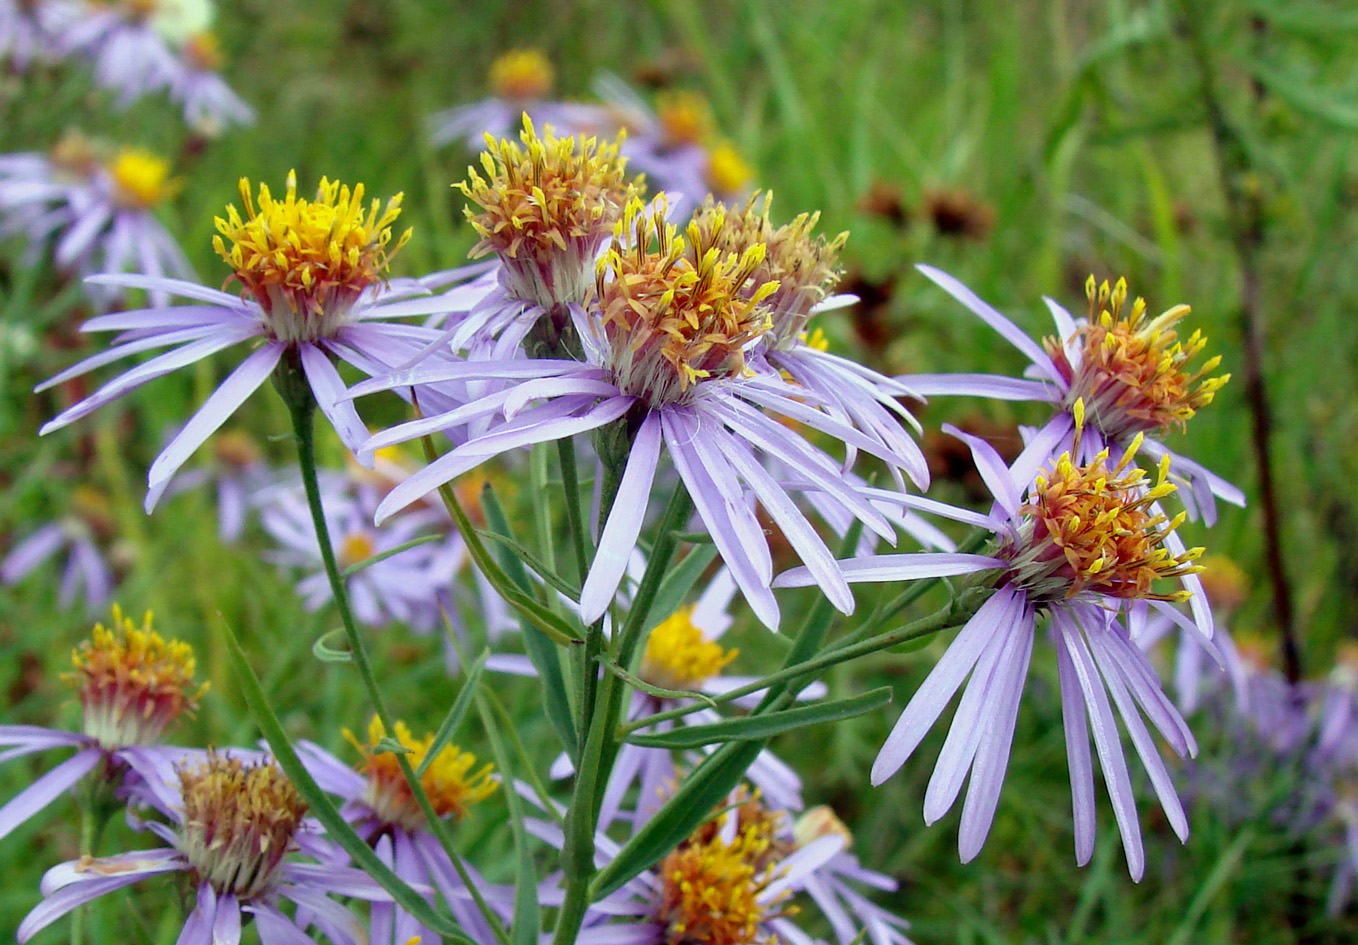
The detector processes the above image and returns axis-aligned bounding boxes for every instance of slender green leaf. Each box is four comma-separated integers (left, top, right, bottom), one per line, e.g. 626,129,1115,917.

1246,60,1358,131
478,528,581,601
311,627,352,663
416,649,488,778
341,533,441,576
600,657,720,709
220,619,471,941
625,687,892,748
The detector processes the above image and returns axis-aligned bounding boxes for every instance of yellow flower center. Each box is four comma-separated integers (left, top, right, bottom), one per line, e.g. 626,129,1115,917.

1196,554,1248,612
108,148,179,209
49,130,100,180
346,716,497,831
459,117,634,309
792,805,852,849
1002,428,1204,604
490,48,554,101
640,607,738,691
338,531,376,569
704,140,753,196
182,30,222,71
64,605,206,749
688,193,846,350
656,90,712,149
1044,276,1230,440
212,429,262,469
177,752,306,901
213,171,411,343
594,196,777,404
657,809,790,945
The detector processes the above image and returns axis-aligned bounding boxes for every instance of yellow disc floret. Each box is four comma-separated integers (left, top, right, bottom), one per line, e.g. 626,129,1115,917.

213,171,410,343
65,605,206,749
460,117,635,309
490,48,554,101
657,806,792,945
177,752,306,901
595,196,777,404
1045,276,1230,440
1002,430,1204,604
705,140,754,197
656,90,712,149
640,606,738,691
346,716,497,832
107,147,180,210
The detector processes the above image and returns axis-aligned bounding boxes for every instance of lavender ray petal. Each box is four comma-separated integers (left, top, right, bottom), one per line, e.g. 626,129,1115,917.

301,343,369,455
899,373,1060,402
942,423,1022,517
19,870,159,943
773,553,1002,589
35,323,236,393
84,273,242,306
1007,413,1076,494
249,903,316,945
0,747,101,842
1055,628,1097,866
0,524,65,582
212,893,242,945
916,264,1060,379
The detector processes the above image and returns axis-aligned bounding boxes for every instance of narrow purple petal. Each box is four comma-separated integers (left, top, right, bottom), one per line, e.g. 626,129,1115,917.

1007,413,1076,494
302,343,370,455
42,848,182,893
1,524,66,582
144,344,281,511
916,264,1060,380
18,870,154,942
85,273,243,306
35,324,235,392
774,553,1002,589
942,423,1022,517
249,904,321,945
212,893,242,945
0,748,101,841
1055,628,1097,866
900,373,1060,401
871,588,1023,785
580,412,662,623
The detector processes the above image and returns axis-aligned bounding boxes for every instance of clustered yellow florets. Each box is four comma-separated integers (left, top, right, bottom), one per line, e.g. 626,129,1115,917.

1002,422,1204,604
106,147,180,209
689,192,847,349
346,716,497,831
1045,276,1230,440
213,171,410,342
640,607,738,691
177,752,306,901
490,48,554,101
657,802,793,945
460,117,635,308
64,605,205,748
595,196,778,404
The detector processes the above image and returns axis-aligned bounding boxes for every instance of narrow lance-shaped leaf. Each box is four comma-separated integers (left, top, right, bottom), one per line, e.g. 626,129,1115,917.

625,687,893,749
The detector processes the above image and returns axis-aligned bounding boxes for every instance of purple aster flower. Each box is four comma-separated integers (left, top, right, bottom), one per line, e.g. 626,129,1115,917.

19,748,390,944
776,423,1212,879
2,486,119,612
906,266,1244,526
36,171,454,510
0,136,194,309
0,0,83,68
169,31,255,134
427,48,590,150
352,196,916,630
297,716,506,945
0,606,203,843
58,0,182,106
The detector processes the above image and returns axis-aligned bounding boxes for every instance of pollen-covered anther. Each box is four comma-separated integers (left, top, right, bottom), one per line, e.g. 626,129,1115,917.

689,192,847,349
1002,443,1205,605
346,716,497,832
1044,276,1230,439
459,117,634,308
595,197,777,405
656,812,792,945
489,49,554,101
640,607,738,691
177,752,306,901
64,605,206,749
107,147,180,210
212,171,410,343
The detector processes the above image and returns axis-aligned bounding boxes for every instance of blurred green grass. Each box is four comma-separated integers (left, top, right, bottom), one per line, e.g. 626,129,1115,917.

2,0,1357,941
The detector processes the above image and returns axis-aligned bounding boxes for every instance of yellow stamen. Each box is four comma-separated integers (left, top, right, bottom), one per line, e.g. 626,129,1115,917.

490,49,554,101
705,140,753,195
107,148,180,209
213,171,410,342
346,716,497,831
65,605,206,748
640,607,738,691
1044,277,1230,439
594,196,777,404
178,752,306,900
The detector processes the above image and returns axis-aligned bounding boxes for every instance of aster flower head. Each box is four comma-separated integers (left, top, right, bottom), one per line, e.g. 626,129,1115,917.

427,48,587,150
214,171,410,344
38,170,456,507
594,194,777,404
65,604,205,748
18,747,390,944
907,265,1245,524
641,604,740,691
344,715,496,832
776,420,1210,879
1,485,119,613
459,116,634,313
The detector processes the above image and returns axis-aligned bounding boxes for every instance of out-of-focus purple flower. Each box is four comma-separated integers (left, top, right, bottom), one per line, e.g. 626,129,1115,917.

0,0,84,68
18,748,389,944
169,31,255,134
297,716,506,945
776,424,1211,880
353,196,918,631
155,428,277,542
0,606,203,843
36,172,453,510
427,48,590,151
905,266,1244,526
2,486,119,613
